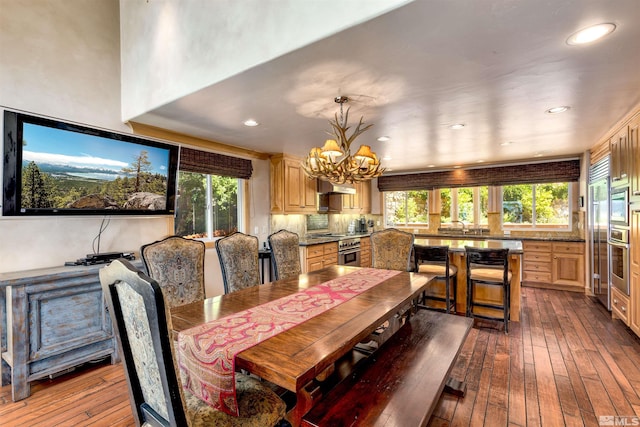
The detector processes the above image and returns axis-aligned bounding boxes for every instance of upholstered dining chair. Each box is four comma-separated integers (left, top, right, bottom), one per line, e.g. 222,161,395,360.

268,229,301,281
370,228,414,271
215,232,261,294
141,236,206,310
99,259,288,427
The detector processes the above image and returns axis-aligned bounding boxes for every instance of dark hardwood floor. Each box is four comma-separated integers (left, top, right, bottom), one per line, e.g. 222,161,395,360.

2,286,639,426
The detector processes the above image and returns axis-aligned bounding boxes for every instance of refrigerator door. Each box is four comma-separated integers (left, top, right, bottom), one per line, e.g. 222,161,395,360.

590,179,610,310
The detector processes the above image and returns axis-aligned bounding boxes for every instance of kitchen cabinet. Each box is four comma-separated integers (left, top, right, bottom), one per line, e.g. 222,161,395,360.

301,242,338,273
611,126,631,187
341,181,371,214
611,286,630,325
629,209,640,335
630,114,640,199
360,237,371,268
270,154,317,214
522,241,584,291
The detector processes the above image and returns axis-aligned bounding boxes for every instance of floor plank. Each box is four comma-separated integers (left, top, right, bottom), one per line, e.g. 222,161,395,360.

2,287,640,426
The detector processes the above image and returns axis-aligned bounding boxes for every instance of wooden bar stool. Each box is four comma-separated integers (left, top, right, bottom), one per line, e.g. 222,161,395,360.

414,245,457,313
465,246,511,332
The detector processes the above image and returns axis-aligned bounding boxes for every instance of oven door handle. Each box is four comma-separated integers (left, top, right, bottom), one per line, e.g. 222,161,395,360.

608,240,629,249
339,249,361,256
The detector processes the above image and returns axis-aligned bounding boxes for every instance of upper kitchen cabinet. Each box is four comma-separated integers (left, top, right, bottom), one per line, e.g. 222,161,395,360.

629,114,640,199
611,125,631,187
341,181,371,214
270,154,317,214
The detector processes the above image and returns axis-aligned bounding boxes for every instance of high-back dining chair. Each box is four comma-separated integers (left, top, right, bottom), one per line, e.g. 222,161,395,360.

215,232,261,294
268,229,301,281
99,259,288,427
141,236,206,310
370,228,414,271
465,246,512,333
414,245,457,314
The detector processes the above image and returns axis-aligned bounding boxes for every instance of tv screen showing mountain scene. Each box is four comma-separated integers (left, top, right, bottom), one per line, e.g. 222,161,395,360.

13,118,176,214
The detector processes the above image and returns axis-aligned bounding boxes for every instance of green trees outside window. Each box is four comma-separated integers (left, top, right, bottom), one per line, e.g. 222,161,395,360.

174,172,239,239
503,183,569,227
384,190,429,226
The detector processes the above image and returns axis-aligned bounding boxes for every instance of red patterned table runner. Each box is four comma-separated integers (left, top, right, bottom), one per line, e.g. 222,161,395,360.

176,268,401,415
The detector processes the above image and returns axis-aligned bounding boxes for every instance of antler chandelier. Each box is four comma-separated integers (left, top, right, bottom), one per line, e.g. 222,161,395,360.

302,96,384,185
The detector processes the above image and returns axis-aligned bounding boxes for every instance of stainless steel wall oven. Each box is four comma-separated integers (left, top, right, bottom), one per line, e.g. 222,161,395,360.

609,226,630,295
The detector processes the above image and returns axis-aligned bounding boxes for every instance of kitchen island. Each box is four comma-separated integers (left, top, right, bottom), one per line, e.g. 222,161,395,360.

414,238,523,321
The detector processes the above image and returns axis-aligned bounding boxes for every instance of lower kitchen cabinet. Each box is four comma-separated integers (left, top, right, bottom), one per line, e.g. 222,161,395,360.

523,241,585,291
360,237,371,268
611,286,630,325
630,270,640,334
301,242,338,273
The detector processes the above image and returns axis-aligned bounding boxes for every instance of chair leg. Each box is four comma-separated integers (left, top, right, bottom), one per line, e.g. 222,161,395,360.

466,278,473,318
452,273,458,314
445,275,451,314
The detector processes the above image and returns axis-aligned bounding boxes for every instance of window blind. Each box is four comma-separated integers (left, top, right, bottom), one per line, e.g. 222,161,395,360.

179,147,253,179
378,159,580,192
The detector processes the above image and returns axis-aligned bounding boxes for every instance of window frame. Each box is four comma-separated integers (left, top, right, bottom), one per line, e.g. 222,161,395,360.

383,190,429,227
501,182,572,231
175,171,245,240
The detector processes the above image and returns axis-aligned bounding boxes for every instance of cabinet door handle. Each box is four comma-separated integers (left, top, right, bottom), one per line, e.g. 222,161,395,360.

622,306,626,312
621,173,628,178
634,191,640,196
614,298,618,304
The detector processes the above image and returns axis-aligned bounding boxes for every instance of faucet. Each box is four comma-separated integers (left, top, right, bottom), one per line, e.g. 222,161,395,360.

450,220,466,231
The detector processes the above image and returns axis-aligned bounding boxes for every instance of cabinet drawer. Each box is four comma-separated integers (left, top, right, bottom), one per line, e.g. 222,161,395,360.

523,271,552,283
524,261,552,273
307,245,325,258
611,287,629,325
323,253,337,265
524,252,552,263
523,241,552,252
552,242,584,254
323,243,338,255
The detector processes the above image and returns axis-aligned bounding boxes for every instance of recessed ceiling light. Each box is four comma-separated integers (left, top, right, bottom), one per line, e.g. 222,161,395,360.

534,153,544,158
546,106,570,114
500,141,513,146
377,136,391,142
477,160,485,163
449,123,465,130
243,119,259,127
567,23,616,46
382,156,392,161
427,164,436,168
453,165,462,169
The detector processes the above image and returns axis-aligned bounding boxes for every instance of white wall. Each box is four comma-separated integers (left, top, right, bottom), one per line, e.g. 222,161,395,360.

0,1,272,293
119,0,411,121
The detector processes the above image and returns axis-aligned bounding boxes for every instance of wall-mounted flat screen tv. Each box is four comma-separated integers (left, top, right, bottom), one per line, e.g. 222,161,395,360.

2,111,179,216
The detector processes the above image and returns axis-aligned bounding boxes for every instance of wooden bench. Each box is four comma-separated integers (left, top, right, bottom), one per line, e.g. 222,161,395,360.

301,310,473,427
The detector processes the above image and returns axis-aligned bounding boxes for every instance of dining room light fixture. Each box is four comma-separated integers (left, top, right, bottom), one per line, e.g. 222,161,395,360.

302,96,384,184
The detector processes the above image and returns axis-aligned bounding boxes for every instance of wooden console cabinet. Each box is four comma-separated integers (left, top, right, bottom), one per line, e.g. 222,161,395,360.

0,264,122,401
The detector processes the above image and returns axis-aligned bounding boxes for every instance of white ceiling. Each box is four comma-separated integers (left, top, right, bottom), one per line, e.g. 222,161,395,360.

132,0,640,174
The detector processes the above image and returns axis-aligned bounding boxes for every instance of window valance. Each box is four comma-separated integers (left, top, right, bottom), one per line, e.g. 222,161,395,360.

378,159,580,192
179,147,253,179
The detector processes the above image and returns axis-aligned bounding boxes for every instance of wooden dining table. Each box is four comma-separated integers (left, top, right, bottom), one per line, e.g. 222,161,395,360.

170,265,433,426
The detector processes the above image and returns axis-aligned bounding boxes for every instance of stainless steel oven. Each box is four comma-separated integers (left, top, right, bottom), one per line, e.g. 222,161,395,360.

609,226,630,295
338,237,361,267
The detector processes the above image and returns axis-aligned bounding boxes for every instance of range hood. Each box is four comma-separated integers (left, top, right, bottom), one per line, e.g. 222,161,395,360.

317,180,356,194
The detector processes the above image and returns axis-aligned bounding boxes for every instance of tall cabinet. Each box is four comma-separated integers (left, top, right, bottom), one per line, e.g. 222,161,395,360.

270,154,317,214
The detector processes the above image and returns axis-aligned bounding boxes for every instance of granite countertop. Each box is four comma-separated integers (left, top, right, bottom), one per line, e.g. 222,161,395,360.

298,231,584,247
413,237,523,253
414,233,585,243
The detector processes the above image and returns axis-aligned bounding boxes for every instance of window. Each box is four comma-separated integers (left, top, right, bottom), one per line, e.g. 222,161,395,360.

440,187,488,226
384,190,429,227
502,182,569,228
174,171,243,239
